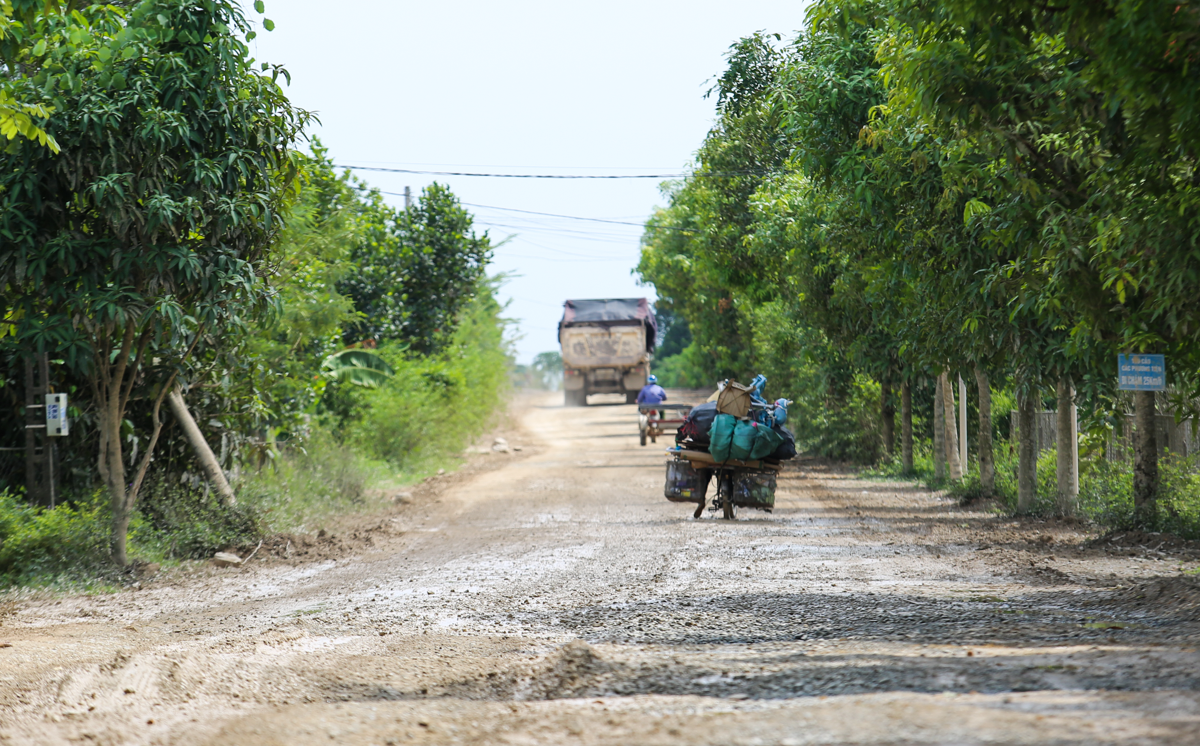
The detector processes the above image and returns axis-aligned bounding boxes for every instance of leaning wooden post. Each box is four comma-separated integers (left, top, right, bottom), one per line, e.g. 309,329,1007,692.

167,386,237,506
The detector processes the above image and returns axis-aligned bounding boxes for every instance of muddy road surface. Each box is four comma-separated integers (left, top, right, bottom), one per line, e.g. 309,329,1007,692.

3,392,1200,745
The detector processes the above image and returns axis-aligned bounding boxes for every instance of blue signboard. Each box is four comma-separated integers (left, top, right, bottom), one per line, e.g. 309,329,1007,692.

1118,354,1165,391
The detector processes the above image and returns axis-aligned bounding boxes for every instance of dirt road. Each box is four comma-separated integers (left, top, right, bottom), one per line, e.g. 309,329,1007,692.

2,392,1200,745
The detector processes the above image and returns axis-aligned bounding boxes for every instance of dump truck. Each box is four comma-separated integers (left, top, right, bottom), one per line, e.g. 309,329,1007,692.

559,298,657,406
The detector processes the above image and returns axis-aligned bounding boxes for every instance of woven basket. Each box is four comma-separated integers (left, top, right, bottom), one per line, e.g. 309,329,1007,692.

716,381,753,418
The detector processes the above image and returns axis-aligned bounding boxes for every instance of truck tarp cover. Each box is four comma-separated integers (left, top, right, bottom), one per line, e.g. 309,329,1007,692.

560,298,657,350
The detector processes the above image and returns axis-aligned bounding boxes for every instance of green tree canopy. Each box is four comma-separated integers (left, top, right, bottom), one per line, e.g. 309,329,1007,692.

0,0,308,564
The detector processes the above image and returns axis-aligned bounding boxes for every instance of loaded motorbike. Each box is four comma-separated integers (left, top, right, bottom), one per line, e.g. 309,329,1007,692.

662,377,795,521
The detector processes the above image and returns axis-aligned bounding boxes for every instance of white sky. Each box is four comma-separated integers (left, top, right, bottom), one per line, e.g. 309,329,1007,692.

245,1,807,363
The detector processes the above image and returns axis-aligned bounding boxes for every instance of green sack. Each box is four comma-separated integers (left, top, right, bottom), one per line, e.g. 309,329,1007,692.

750,425,785,460
708,413,737,462
730,419,758,461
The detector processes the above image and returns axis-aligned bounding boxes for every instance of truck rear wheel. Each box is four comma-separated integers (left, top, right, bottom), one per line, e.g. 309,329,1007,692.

565,388,587,407
625,391,638,404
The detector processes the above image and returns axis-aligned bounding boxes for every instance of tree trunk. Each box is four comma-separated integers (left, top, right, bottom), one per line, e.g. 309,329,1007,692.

881,377,895,457
93,326,200,566
973,367,994,497
1133,390,1159,525
1055,377,1078,516
942,371,962,481
168,386,237,506
103,388,131,567
901,379,913,474
933,375,946,481
1017,390,1038,513
96,323,137,567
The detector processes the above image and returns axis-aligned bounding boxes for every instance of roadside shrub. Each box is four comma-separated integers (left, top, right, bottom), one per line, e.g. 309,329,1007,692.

346,288,512,474
137,480,263,559
652,341,714,389
795,373,885,464
1077,452,1200,539
864,439,936,481
235,430,384,534
0,490,111,586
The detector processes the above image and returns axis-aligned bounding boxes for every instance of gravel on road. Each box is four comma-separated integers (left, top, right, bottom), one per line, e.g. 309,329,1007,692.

1,391,1198,745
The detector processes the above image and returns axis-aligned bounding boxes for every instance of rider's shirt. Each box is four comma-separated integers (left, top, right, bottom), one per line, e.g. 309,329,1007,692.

637,384,667,404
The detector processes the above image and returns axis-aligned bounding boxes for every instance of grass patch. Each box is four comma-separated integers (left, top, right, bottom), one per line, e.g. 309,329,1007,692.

235,431,392,535
0,489,112,587
866,434,1200,538
1082,621,1139,630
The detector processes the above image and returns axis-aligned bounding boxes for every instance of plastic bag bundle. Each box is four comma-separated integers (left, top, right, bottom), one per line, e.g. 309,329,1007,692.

730,419,759,461
708,413,737,462
750,424,784,460
676,401,718,447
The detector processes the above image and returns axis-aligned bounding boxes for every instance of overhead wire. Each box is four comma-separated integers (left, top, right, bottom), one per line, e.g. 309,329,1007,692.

463,202,653,228
474,220,641,244
338,163,774,179
335,159,681,171
358,187,690,235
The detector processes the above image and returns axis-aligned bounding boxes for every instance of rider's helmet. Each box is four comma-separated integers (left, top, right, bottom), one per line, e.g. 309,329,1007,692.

647,374,658,384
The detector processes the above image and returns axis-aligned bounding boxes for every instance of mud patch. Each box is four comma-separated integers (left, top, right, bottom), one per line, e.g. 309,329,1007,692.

1089,530,1200,559
451,640,616,701
1110,575,1200,616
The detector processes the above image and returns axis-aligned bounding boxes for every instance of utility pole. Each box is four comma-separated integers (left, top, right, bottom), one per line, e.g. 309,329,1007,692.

24,352,56,507
404,186,412,210
959,374,968,472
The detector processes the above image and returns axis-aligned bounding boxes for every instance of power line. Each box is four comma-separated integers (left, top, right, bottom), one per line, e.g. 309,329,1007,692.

464,202,650,228
356,185,690,233
337,164,771,179
340,164,677,178
337,159,681,171
475,220,640,244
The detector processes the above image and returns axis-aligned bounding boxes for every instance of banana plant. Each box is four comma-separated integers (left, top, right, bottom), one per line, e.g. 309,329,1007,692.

321,348,395,388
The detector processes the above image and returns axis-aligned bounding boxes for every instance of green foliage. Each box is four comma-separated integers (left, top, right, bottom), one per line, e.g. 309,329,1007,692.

0,0,309,563
0,489,110,586
136,481,262,559
322,348,396,388
797,373,885,463
653,304,692,359
0,6,512,585
339,183,493,354
346,283,512,473
1078,453,1200,540
234,431,382,535
651,341,712,389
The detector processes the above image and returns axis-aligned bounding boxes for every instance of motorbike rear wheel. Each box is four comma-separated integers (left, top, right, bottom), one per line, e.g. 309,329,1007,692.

720,473,736,520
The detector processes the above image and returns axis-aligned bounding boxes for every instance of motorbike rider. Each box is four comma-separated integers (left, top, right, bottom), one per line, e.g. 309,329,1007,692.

636,374,667,405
